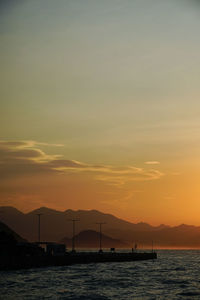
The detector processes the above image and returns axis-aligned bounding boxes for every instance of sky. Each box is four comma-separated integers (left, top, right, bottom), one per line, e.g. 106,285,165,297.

1,0,200,225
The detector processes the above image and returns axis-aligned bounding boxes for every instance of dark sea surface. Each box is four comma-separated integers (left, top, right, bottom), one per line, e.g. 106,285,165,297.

1,250,200,299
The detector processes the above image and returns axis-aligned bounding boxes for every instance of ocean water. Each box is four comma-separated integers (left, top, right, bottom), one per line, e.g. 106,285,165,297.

1,250,200,299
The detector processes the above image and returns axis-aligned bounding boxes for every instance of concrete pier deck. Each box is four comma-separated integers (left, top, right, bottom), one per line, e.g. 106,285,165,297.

0,251,157,270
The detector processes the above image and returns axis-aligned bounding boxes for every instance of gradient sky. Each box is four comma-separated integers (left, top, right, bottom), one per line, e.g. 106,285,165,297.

1,0,200,225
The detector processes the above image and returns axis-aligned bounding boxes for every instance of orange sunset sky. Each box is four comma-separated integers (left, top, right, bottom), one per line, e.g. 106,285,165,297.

1,0,200,226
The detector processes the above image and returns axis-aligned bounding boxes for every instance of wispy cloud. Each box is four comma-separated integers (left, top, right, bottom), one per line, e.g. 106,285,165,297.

145,161,160,165
0,140,63,149
95,168,163,185
0,140,164,184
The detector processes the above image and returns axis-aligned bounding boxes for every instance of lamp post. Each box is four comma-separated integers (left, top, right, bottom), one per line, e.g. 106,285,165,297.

68,219,80,252
36,213,43,243
96,222,106,253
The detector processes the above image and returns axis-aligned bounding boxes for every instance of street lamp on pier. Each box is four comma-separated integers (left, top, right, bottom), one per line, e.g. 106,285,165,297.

68,219,80,252
96,222,106,253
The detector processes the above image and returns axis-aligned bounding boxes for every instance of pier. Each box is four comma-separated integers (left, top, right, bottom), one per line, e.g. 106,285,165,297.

0,251,157,271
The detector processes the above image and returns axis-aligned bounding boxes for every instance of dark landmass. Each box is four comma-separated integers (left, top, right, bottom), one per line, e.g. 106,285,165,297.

1,206,200,248
0,221,44,257
60,230,130,248
0,220,26,243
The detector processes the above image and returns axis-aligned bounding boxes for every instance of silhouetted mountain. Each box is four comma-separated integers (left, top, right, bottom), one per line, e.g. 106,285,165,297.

28,207,62,215
0,206,24,216
1,206,200,248
60,230,130,249
156,224,170,230
0,221,26,243
109,225,200,248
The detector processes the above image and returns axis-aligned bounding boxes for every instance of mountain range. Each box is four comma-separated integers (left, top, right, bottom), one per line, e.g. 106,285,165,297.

1,206,200,248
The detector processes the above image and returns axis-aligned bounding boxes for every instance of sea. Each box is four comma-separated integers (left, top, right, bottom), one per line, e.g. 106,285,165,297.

1,250,200,299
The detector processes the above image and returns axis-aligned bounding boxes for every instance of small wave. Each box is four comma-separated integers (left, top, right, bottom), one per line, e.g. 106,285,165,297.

62,295,109,300
179,291,200,297
161,279,189,285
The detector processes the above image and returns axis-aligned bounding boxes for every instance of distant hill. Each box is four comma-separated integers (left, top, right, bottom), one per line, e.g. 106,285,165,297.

60,230,130,249
1,206,200,248
0,221,26,243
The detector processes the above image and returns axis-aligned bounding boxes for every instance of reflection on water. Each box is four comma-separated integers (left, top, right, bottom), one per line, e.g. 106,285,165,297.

1,250,200,299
